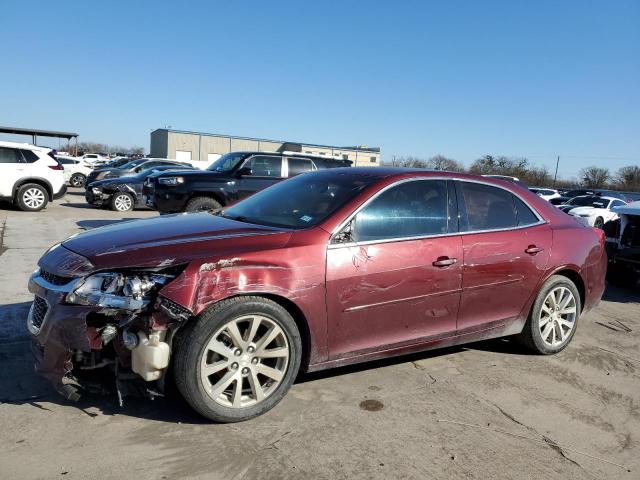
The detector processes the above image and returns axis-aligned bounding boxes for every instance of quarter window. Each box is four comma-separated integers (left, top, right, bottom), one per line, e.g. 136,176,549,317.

351,180,449,242
21,150,40,163
245,156,282,177
458,182,518,231
0,147,23,164
287,158,314,177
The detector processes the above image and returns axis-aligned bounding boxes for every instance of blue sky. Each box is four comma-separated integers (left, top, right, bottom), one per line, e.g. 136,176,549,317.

1,0,638,179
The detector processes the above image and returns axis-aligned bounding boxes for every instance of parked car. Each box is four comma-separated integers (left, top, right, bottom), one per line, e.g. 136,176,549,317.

529,187,561,201
56,156,93,188
143,151,353,213
28,168,607,422
607,201,640,287
563,188,629,202
558,195,626,228
0,140,66,211
86,158,190,185
86,165,195,211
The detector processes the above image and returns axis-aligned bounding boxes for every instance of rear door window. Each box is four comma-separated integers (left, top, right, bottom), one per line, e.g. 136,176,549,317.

513,196,540,226
0,147,24,163
457,182,518,231
245,155,283,177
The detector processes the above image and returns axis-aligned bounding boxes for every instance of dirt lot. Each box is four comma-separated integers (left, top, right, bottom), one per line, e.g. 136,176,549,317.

1,189,638,480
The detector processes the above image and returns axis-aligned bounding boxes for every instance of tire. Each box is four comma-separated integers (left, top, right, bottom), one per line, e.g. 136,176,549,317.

594,217,604,229
185,196,222,213
70,173,86,188
517,275,581,354
16,183,48,212
111,192,134,212
173,296,302,423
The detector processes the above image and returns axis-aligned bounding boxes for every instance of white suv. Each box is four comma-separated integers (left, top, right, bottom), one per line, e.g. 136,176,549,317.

0,141,66,211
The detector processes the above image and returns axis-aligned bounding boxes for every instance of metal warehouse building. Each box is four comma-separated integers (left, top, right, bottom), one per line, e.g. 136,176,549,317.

150,129,380,166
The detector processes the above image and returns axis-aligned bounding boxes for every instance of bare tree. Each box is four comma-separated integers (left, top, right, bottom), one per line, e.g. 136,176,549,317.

580,166,610,188
426,155,465,172
615,165,640,191
390,156,429,168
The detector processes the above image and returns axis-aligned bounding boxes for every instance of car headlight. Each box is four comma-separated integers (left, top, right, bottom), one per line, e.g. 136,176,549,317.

158,176,184,186
92,187,102,194
66,272,173,310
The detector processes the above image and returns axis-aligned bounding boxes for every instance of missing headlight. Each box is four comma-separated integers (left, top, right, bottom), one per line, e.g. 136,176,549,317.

66,272,173,311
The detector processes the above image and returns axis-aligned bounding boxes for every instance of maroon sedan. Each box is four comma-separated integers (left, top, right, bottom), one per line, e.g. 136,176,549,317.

28,168,607,422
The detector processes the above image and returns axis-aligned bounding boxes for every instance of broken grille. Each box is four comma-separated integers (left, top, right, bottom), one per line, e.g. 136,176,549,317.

40,269,74,286
31,296,48,331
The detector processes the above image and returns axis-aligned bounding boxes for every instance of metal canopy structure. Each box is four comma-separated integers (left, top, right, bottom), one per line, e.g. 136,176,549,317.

0,126,79,154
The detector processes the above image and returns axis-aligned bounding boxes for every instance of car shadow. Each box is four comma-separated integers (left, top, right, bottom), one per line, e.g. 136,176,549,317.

76,219,146,230
0,335,527,425
0,301,32,342
602,283,640,304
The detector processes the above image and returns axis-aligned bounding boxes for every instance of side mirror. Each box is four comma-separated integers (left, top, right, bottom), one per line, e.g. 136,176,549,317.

333,219,356,244
236,166,252,177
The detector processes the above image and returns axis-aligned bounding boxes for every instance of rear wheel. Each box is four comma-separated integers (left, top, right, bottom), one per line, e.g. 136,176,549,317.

70,173,86,188
185,196,221,213
111,192,134,212
517,275,581,354
174,296,301,422
16,183,48,212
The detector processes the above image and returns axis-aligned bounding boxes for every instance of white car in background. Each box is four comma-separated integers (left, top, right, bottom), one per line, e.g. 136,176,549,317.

559,195,627,228
529,187,561,201
56,156,94,188
0,141,66,211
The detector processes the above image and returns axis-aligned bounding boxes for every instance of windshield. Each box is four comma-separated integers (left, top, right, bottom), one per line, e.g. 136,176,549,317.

207,152,248,172
221,171,376,229
118,159,146,170
567,196,610,208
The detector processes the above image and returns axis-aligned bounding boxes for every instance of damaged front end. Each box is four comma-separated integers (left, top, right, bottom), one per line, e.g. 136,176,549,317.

27,248,191,404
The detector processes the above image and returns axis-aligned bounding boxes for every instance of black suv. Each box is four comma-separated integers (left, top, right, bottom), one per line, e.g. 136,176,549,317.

143,151,352,213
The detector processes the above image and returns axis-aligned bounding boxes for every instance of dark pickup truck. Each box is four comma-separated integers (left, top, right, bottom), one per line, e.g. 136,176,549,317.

143,151,352,213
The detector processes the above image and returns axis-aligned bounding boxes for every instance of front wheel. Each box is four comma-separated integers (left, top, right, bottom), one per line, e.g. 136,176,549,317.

16,183,48,212
594,217,604,229
185,196,221,213
517,275,581,354
173,296,302,422
111,192,134,211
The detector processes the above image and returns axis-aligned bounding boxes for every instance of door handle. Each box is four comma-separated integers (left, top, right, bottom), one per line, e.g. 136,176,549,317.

433,256,457,267
525,245,544,255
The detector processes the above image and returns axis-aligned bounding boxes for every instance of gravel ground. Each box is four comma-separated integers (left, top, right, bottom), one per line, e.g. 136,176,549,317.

1,189,638,479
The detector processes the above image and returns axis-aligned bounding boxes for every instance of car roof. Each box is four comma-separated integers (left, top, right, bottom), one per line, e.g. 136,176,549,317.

0,140,51,152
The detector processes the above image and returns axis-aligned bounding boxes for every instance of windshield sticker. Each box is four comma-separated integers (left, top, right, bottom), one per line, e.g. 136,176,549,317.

300,215,313,223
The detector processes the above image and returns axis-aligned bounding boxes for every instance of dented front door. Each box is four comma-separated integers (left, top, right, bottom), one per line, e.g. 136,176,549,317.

325,235,463,360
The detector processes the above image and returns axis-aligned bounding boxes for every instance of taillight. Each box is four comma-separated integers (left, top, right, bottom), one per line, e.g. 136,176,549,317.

48,164,63,170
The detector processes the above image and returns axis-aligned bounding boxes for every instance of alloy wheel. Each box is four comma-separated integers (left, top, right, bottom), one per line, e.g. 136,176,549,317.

539,286,577,347
114,194,132,211
71,175,85,187
23,188,45,209
200,314,290,408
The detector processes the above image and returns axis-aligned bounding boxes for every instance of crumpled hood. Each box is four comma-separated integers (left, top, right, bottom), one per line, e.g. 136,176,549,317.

88,176,139,188
60,213,292,271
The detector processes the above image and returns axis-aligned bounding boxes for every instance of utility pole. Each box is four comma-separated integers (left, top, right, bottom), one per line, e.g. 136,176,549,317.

553,155,560,187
